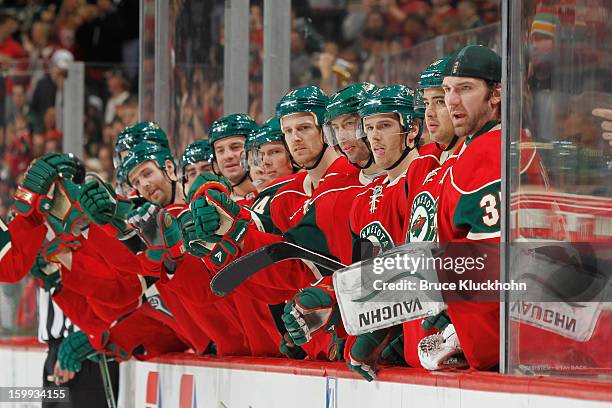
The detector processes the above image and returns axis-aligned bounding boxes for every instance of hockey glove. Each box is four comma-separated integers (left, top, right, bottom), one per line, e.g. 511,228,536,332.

57,331,97,373
128,203,186,266
78,174,133,236
279,332,307,360
177,208,211,257
417,323,468,370
282,287,340,346
202,218,249,270
187,172,232,202
43,178,90,237
29,252,61,292
42,235,81,264
14,153,77,217
345,326,402,382
188,174,238,238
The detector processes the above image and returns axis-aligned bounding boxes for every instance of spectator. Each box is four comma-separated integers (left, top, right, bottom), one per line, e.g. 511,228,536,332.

54,0,86,54
290,30,312,86
117,0,140,81
104,69,131,124
457,1,485,30
75,0,126,64
29,48,73,133
429,0,458,35
5,83,31,126
22,20,56,63
0,12,26,63
593,108,612,147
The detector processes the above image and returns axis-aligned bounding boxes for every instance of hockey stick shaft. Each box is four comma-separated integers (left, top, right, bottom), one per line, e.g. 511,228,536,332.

210,241,346,296
98,354,117,408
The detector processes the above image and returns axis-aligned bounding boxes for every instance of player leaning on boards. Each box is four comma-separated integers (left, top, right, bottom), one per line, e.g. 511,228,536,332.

186,85,377,360
420,44,504,371
342,84,427,380
280,84,425,379
399,55,468,372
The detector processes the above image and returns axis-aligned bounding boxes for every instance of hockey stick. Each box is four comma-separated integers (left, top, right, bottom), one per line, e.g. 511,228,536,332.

98,354,117,408
210,241,346,296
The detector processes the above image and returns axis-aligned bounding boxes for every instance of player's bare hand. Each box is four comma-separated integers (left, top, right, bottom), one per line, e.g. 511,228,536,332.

53,360,75,385
592,108,612,147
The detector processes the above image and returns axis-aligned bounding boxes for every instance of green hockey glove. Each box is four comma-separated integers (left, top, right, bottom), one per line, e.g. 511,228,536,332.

57,331,97,373
29,252,61,292
78,174,133,235
282,287,340,346
14,153,77,217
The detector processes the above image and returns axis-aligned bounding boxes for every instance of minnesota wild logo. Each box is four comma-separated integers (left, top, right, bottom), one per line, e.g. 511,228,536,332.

360,221,394,252
408,191,436,242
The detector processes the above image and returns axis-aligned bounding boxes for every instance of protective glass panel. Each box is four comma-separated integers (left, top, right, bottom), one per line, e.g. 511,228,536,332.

507,0,612,378
166,0,225,157
141,0,156,122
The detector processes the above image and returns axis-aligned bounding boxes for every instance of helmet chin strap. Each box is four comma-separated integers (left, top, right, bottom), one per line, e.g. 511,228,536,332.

303,144,328,171
231,171,250,188
384,132,414,171
435,135,459,152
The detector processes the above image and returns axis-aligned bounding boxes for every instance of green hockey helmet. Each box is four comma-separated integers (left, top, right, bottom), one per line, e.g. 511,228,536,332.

276,85,329,128
208,113,258,152
121,141,176,186
415,55,453,116
242,117,286,169
323,82,377,147
180,139,212,170
113,121,169,168
358,84,417,133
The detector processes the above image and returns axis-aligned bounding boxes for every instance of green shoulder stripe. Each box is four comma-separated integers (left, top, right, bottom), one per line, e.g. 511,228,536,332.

453,181,501,235
283,201,333,259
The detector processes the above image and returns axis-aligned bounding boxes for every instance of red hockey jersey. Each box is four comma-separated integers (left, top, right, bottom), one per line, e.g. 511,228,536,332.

436,122,501,370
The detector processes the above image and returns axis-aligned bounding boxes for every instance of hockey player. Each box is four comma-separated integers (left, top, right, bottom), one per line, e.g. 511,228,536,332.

386,56,469,372
180,139,214,195
242,117,298,233
113,121,170,167
342,84,428,380
421,45,503,371
209,113,259,203
322,82,383,181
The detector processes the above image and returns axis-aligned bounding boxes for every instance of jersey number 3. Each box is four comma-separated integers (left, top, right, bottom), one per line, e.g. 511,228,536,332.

480,193,500,227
